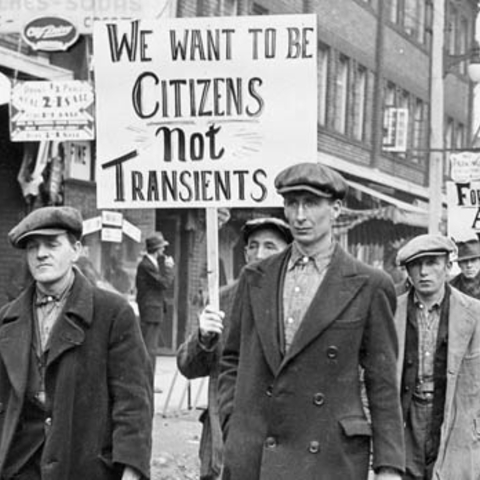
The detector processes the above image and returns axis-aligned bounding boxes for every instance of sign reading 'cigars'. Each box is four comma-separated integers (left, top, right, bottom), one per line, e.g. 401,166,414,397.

22,16,79,51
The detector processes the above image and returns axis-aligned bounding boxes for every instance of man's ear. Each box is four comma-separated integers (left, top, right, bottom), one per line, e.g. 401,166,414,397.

331,199,342,220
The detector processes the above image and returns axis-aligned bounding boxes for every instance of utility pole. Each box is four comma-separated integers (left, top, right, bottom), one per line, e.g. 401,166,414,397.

428,0,445,234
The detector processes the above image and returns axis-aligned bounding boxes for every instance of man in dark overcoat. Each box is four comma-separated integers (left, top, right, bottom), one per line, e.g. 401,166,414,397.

135,232,175,376
218,162,405,480
0,206,153,480
450,237,480,299
177,217,292,480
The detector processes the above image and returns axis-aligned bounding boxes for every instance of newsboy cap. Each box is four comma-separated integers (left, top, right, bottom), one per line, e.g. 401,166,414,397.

242,217,293,244
146,232,169,253
397,234,456,266
8,206,83,249
455,239,480,262
275,162,348,200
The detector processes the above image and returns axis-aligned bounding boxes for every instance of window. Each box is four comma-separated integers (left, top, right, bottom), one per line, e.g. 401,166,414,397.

404,0,426,44
412,99,427,164
458,17,469,75
215,0,237,16
447,5,458,55
318,45,329,127
389,0,400,24
334,56,349,134
445,118,454,175
456,123,465,149
352,66,367,141
251,3,268,15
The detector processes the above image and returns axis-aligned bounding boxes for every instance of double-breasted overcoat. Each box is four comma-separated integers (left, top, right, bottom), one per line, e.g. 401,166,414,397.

395,287,480,479
218,244,405,480
0,270,153,480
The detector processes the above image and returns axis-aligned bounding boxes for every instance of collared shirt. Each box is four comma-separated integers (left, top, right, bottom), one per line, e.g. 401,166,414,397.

413,290,444,391
282,242,333,351
146,253,159,268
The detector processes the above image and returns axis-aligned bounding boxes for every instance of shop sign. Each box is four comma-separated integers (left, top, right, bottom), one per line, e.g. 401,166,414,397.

447,180,480,239
450,151,480,183
83,216,102,236
93,15,317,209
0,0,176,33
123,219,141,242
101,227,122,243
10,80,94,142
102,210,123,227
22,16,79,51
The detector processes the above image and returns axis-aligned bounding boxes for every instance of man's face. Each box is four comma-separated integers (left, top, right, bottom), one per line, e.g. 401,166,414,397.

283,192,341,250
458,257,480,279
406,255,450,297
244,228,288,264
26,233,81,289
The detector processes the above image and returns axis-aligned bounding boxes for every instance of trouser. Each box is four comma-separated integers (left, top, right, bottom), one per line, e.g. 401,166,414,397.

403,396,436,480
140,321,162,378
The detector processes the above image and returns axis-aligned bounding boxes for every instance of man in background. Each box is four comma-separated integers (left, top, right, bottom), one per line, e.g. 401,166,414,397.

450,237,480,299
136,232,175,378
177,217,292,480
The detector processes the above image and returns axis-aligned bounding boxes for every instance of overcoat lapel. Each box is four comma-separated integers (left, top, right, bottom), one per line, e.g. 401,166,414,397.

0,288,34,397
437,289,476,458
248,249,290,375
281,245,367,369
46,272,93,368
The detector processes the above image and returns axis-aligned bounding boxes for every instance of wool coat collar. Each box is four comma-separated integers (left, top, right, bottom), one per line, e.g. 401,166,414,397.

0,269,94,397
244,243,368,375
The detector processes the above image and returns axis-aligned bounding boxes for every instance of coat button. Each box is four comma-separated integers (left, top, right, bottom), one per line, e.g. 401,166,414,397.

407,358,414,366
313,393,325,406
404,386,410,392
0,402,4,414
326,346,338,359
266,385,273,397
265,436,277,449
309,440,320,454
45,417,52,426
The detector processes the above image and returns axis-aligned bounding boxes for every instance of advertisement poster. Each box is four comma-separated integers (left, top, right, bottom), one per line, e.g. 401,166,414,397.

10,80,95,141
93,14,317,209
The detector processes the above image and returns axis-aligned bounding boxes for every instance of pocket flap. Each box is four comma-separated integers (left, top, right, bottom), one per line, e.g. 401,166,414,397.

339,416,372,437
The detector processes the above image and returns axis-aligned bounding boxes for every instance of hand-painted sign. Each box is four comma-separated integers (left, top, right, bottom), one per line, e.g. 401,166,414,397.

10,80,94,141
22,16,79,51
450,152,480,183
93,15,317,209
447,180,480,239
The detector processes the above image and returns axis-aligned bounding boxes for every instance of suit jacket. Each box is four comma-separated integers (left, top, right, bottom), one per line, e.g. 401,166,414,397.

177,282,239,479
395,287,480,479
0,270,153,480
135,255,175,324
218,244,405,480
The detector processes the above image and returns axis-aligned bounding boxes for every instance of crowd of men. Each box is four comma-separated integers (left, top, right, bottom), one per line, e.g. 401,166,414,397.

1,162,480,480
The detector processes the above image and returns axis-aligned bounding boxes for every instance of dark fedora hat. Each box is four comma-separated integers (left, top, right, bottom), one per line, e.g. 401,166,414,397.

456,239,480,262
146,232,169,253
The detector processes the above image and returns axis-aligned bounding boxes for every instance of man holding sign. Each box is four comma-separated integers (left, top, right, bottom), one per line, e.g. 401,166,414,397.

218,163,405,479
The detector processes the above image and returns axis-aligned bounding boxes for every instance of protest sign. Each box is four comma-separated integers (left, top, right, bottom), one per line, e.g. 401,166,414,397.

93,14,317,209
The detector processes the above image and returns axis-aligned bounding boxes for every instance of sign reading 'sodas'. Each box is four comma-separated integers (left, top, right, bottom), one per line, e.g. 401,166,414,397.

23,16,79,52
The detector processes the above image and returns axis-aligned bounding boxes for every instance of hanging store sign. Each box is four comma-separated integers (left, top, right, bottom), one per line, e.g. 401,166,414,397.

22,16,79,51
10,80,95,142
449,151,480,183
93,14,317,209
0,0,176,33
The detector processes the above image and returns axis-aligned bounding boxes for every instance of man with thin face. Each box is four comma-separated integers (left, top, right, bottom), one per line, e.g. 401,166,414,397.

218,162,405,480
177,217,292,480
0,206,152,480
395,234,480,480
450,238,480,299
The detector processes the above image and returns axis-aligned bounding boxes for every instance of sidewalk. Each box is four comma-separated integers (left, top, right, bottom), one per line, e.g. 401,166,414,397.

154,355,208,416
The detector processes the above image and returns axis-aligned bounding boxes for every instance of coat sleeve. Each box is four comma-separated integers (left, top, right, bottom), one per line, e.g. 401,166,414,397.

360,271,405,474
176,329,220,379
108,302,153,479
144,257,175,289
217,275,245,437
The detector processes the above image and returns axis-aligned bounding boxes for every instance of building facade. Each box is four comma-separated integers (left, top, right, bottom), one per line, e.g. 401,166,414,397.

0,0,476,353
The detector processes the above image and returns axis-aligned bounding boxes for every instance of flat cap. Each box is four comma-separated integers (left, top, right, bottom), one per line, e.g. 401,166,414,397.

456,239,480,262
275,162,348,200
146,232,169,252
242,217,293,244
9,206,83,249
397,234,456,266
